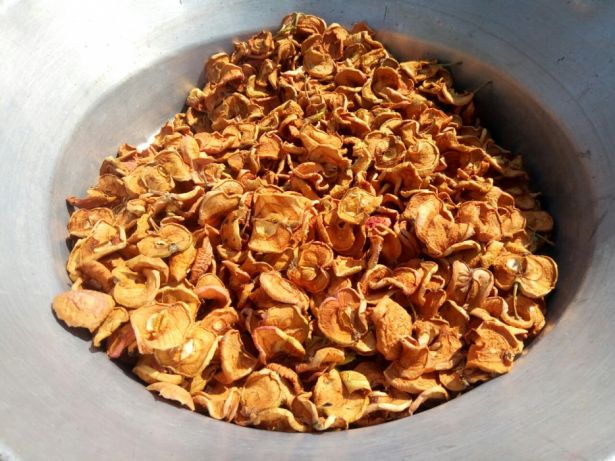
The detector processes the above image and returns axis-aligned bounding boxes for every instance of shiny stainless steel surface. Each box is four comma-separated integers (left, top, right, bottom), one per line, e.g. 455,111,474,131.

1,1,614,459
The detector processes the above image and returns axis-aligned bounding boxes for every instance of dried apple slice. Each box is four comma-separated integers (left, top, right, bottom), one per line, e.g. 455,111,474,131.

130,303,192,354
146,382,195,411
370,296,413,361
218,329,258,384
52,289,115,333
137,223,193,258
312,369,369,425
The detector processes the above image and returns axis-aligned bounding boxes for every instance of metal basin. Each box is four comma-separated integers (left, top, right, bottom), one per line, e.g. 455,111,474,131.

1,1,615,459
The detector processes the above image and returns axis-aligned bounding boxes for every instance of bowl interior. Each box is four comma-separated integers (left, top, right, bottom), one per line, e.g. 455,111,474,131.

25,4,603,460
